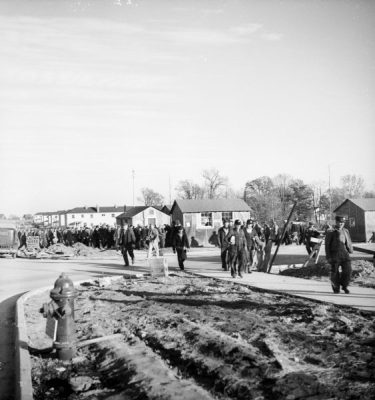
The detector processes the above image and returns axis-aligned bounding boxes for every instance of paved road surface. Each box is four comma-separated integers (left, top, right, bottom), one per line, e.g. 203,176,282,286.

0,245,374,399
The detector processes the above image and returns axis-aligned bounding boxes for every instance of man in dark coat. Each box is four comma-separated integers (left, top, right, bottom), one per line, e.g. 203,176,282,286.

228,220,247,279
91,226,100,248
217,219,232,271
172,226,190,270
325,215,353,294
65,228,73,247
119,223,136,266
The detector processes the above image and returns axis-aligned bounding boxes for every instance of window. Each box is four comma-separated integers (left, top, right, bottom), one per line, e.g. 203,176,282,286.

72,215,75,219
222,212,233,222
81,214,84,218
102,214,105,217
111,214,115,217
90,214,93,218
201,212,213,227
149,209,155,215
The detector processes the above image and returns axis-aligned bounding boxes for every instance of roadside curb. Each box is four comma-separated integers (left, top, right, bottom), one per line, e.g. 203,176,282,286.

14,273,133,400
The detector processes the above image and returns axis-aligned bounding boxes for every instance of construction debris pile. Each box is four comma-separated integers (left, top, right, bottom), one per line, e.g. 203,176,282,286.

280,259,375,288
17,243,120,259
25,273,375,400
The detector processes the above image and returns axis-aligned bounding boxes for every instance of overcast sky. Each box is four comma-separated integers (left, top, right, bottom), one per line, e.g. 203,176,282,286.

0,0,374,215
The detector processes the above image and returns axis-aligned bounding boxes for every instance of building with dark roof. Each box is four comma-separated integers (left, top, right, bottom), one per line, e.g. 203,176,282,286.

170,198,251,246
116,206,170,227
334,198,375,242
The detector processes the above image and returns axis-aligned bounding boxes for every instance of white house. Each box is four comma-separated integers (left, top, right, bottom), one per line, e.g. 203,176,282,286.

34,206,125,228
116,206,171,227
65,206,125,227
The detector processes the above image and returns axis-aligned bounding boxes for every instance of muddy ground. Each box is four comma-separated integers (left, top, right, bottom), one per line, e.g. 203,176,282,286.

280,260,375,289
25,273,375,400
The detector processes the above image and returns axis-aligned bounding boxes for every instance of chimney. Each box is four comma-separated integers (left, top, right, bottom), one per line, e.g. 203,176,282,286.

96,204,100,213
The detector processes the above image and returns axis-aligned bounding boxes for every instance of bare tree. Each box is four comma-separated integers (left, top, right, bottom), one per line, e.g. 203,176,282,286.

272,174,292,218
138,187,164,206
175,180,205,200
202,168,228,199
340,174,365,198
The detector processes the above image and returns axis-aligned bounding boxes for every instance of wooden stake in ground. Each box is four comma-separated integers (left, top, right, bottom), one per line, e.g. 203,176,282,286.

267,201,297,274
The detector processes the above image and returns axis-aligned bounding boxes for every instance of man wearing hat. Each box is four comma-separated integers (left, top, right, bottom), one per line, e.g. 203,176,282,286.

228,220,247,278
218,219,232,271
325,216,353,294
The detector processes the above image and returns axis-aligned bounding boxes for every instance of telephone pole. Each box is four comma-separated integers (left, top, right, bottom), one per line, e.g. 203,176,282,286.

132,170,135,207
328,165,332,222
168,176,172,205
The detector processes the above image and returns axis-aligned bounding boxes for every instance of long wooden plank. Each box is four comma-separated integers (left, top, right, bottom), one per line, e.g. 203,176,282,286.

353,246,375,255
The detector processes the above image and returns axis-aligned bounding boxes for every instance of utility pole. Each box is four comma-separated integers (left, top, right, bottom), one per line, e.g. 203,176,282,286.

328,165,332,223
132,170,135,207
168,176,172,205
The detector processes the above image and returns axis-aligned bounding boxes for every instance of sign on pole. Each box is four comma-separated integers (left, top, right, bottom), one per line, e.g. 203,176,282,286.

26,236,40,251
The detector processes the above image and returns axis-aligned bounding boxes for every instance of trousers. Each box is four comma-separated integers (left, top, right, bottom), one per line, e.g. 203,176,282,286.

122,246,134,266
147,239,160,258
220,247,229,270
176,248,186,269
330,260,351,290
228,247,245,277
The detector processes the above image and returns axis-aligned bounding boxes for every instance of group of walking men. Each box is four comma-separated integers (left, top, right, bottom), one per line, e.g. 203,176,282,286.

217,218,278,279
217,215,353,293
118,220,190,269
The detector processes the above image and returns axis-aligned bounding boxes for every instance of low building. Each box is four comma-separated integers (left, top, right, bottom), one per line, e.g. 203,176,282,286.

170,199,251,245
334,198,375,242
33,212,51,226
116,206,170,227
66,206,125,227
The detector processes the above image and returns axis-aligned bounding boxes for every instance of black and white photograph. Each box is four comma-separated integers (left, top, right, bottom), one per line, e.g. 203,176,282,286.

0,0,374,399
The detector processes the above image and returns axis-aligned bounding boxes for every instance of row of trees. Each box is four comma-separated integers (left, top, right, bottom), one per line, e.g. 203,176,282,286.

139,170,374,223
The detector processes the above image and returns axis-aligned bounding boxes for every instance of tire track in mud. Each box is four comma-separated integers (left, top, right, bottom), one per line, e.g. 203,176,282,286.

93,295,326,399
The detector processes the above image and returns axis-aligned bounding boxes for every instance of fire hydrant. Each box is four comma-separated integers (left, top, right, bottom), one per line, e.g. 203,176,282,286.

41,273,77,360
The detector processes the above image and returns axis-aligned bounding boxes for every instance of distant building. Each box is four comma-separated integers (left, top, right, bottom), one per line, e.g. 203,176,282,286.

170,199,251,245
34,206,125,228
334,198,375,242
66,206,125,227
116,206,170,227
33,212,51,226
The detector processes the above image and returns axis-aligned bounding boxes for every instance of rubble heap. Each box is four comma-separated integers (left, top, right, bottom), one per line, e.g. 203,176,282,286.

280,259,375,288
17,243,120,259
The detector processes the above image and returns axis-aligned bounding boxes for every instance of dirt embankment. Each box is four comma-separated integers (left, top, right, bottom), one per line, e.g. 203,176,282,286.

17,243,120,259
280,260,375,288
25,274,375,400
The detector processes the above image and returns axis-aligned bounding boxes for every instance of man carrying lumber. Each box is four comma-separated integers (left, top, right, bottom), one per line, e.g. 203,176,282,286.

325,215,353,294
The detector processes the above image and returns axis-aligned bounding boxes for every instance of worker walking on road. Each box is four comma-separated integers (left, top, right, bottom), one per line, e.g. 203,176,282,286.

119,223,136,266
325,215,353,294
228,220,247,279
147,223,160,258
218,219,232,271
172,226,190,270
